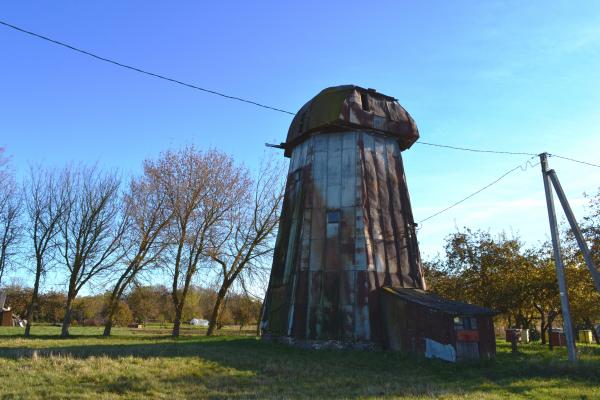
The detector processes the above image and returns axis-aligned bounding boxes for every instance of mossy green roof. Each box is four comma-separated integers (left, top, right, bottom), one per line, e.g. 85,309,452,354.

285,85,419,156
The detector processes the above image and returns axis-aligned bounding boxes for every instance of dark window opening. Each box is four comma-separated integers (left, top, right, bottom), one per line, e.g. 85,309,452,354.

360,93,370,111
470,317,478,329
454,316,478,330
453,316,463,329
327,210,341,224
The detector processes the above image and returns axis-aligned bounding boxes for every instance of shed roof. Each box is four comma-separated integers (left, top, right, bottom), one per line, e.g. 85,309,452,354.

382,287,497,316
284,85,419,156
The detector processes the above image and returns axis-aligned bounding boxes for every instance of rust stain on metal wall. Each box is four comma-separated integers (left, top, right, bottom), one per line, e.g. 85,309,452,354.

262,85,425,345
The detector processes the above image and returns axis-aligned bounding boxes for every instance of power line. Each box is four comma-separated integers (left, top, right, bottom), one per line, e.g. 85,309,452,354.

0,20,296,116
416,142,600,169
3,20,600,171
417,156,539,225
549,154,600,169
415,141,537,156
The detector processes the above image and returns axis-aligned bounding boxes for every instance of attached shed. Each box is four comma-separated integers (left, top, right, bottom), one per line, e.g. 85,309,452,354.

380,287,497,362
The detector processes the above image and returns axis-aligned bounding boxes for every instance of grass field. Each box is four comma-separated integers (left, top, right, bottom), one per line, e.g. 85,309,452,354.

0,326,599,399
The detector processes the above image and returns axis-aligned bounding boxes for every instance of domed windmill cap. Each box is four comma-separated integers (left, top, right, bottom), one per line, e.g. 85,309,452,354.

284,85,419,156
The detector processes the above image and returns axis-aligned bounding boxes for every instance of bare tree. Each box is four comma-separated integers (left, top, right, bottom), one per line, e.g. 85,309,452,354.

0,147,8,182
0,149,21,287
22,167,66,336
103,163,173,336
148,146,249,337
205,159,284,335
58,165,128,337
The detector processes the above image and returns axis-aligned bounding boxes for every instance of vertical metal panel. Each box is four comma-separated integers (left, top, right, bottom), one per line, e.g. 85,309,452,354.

341,137,357,207
354,236,367,268
313,134,328,152
310,208,325,241
328,133,343,153
309,238,324,271
312,151,327,182
374,137,396,283
299,210,311,271
339,270,355,305
325,231,341,270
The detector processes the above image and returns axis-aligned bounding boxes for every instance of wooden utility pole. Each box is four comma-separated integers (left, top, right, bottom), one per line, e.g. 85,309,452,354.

547,170,600,293
539,152,577,363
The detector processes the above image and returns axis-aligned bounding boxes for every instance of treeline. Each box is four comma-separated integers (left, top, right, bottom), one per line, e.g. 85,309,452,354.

2,284,262,329
426,190,600,344
0,146,284,337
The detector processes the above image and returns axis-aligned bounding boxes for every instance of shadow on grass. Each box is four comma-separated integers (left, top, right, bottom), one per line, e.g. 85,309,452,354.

0,336,599,398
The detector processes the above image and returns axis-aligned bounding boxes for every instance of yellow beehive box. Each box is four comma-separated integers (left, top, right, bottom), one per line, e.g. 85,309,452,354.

578,330,593,344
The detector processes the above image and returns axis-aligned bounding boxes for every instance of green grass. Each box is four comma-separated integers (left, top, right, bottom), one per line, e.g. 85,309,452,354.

0,326,599,399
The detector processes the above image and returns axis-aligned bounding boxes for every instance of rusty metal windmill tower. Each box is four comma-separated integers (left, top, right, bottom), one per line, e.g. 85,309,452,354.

261,85,426,348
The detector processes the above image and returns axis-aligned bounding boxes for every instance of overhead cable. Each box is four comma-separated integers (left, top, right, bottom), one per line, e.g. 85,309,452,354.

417,157,539,225
415,141,537,156
0,20,296,115
416,142,600,168
549,154,600,169
3,20,600,170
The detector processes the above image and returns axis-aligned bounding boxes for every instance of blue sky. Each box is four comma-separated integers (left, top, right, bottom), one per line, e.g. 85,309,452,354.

2,0,600,280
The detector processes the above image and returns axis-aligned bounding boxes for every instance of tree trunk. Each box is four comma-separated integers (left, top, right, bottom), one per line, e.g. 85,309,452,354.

172,300,184,338
207,286,228,336
24,267,42,337
103,288,123,337
172,315,181,338
103,320,113,337
539,311,547,345
256,299,265,336
61,296,74,338
103,295,119,336
548,317,554,351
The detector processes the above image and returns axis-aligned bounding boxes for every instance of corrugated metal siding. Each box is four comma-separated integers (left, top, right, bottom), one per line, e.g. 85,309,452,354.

262,130,425,344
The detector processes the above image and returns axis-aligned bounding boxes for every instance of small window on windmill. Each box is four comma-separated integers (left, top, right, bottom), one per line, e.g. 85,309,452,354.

360,92,370,112
326,209,341,238
327,210,341,224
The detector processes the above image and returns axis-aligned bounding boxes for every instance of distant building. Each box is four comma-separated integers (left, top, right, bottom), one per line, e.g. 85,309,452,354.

261,85,496,361
190,318,209,327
